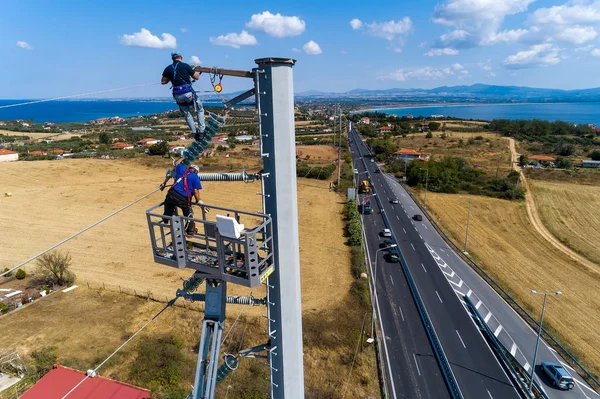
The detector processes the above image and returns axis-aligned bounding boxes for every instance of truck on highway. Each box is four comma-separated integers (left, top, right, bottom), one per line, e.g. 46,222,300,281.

361,200,373,215
359,180,371,193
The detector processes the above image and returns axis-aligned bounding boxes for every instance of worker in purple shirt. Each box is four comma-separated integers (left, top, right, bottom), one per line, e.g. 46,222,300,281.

162,159,203,236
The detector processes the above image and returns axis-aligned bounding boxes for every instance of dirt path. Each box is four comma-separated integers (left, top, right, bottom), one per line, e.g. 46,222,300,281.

508,137,599,271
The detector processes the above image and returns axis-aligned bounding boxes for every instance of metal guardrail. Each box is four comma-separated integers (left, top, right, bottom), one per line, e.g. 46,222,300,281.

401,184,600,394
363,156,463,399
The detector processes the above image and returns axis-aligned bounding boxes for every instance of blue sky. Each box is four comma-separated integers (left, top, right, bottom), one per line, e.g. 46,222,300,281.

3,0,600,98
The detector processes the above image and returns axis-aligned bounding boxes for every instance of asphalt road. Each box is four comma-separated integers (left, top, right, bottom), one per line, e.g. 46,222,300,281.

349,124,520,399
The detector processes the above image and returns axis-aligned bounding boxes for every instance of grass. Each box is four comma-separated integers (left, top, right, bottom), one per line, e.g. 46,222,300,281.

422,191,600,379
530,180,600,265
0,155,378,398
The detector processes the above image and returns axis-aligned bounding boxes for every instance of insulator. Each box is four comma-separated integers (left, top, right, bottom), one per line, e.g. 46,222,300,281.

216,354,239,384
178,292,267,306
197,171,257,182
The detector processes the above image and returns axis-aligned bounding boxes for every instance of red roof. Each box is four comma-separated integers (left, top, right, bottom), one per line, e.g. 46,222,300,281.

22,365,150,399
111,143,133,149
529,155,555,162
394,148,420,155
0,149,17,155
137,138,156,143
30,150,47,155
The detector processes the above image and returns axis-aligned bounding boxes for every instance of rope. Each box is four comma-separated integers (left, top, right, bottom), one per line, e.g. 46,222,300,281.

342,311,368,399
0,82,161,110
0,188,160,278
61,297,178,399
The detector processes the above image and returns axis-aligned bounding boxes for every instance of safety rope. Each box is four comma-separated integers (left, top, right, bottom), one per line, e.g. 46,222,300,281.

0,82,161,110
0,188,160,278
60,297,178,399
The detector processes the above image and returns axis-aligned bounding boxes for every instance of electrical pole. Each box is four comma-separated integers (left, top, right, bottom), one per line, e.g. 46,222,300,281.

337,105,342,187
255,57,305,399
464,198,471,253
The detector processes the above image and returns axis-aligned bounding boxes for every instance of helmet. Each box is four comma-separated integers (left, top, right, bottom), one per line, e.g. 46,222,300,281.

191,165,200,173
171,52,182,59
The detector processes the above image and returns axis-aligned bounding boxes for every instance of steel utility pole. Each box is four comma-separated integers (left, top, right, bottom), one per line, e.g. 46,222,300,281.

337,105,342,187
529,290,561,393
464,198,471,253
419,168,429,211
255,57,305,399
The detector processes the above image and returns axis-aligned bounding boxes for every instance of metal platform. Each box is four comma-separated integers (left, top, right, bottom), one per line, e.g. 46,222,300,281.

146,202,274,288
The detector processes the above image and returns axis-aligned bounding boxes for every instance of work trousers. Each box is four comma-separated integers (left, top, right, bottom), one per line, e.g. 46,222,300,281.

173,90,205,135
163,189,195,234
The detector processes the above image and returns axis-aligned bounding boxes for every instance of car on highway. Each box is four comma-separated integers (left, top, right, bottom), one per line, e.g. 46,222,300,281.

380,239,393,248
375,169,380,173
413,214,423,221
381,228,392,237
390,198,399,204
385,248,400,263
541,362,575,390
370,159,375,163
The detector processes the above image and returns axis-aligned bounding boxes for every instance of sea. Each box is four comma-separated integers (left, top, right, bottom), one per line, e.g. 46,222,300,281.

1,99,600,125
368,102,600,126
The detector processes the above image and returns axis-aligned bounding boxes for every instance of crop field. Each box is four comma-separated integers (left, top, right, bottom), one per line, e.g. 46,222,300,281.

530,180,600,265
0,155,377,397
423,192,600,377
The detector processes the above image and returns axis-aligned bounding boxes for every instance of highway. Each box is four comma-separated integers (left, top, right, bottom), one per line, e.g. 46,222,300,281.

350,124,519,399
349,122,600,399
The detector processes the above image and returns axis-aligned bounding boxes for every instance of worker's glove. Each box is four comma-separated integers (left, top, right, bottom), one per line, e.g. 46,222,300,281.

195,200,210,213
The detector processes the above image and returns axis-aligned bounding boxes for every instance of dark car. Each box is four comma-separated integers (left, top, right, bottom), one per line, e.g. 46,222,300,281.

413,214,423,221
380,239,393,248
541,362,575,390
375,169,380,173
385,248,400,263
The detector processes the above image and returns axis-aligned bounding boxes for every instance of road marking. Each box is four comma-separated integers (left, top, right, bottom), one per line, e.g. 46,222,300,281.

484,312,493,323
494,325,503,337
399,306,405,321
524,362,531,372
413,354,421,376
410,206,414,210
419,234,423,239
487,390,494,399
467,289,473,297
390,275,394,286
436,291,443,303
411,243,416,251
423,225,428,229
403,228,407,234
396,215,400,220
421,263,427,273
391,205,394,210
475,300,483,309
510,342,517,356
443,270,455,278
456,330,467,348
454,289,466,296
450,279,463,288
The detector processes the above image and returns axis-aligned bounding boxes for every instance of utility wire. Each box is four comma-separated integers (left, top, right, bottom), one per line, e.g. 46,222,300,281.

0,82,161,110
60,296,178,399
0,188,160,278
342,311,368,399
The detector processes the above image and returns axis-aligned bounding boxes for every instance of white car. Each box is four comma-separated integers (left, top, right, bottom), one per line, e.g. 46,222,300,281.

381,229,392,237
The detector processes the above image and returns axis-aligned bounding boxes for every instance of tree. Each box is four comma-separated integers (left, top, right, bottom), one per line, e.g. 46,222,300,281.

425,132,433,138
35,251,75,286
98,132,111,145
148,141,169,156
555,156,573,169
588,150,600,161
15,269,26,280
519,154,528,166
428,121,441,131
554,142,575,156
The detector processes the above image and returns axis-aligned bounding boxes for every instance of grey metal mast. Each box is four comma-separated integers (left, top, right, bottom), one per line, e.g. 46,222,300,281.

255,57,305,398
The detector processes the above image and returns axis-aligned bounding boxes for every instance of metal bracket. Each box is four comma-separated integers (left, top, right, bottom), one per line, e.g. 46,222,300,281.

224,88,256,108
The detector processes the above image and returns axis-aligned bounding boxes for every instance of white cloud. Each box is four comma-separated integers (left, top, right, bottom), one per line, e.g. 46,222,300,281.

364,18,412,41
425,47,459,56
189,56,202,64
383,63,470,81
302,40,322,55
487,28,529,44
16,41,33,50
246,11,305,38
120,28,176,49
180,28,189,33
591,48,600,56
478,59,493,70
555,26,597,44
432,0,535,48
490,72,497,77
350,18,363,30
504,43,560,68
209,30,257,48
528,2,600,45
292,47,301,53
341,49,348,55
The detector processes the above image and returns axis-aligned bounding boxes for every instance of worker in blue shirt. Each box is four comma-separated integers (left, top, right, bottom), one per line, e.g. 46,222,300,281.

163,159,203,236
161,52,205,140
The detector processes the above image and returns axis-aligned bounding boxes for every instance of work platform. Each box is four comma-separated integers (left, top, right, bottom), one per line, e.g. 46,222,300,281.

146,202,274,288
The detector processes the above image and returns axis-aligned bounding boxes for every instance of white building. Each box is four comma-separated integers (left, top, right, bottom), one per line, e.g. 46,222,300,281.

0,149,19,162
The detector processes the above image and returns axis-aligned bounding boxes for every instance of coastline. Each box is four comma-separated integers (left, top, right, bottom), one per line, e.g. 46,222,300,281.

355,101,574,113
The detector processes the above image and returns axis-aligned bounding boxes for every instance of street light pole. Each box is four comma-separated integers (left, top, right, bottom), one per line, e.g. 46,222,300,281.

464,198,471,253
371,244,398,338
529,290,562,393
419,168,429,211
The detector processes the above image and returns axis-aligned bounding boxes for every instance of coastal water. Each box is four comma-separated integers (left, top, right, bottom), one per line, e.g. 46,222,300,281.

374,102,600,126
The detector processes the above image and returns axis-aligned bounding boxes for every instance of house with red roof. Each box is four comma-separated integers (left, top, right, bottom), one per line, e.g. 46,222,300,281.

394,148,431,162
21,365,150,399
0,149,18,162
111,143,134,150
136,138,159,147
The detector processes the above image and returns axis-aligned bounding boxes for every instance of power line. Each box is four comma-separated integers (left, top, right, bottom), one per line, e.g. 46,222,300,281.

61,297,178,399
342,311,368,399
0,188,160,278
0,82,161,110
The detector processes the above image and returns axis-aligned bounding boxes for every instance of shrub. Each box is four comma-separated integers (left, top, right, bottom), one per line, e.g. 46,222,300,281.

425,132,433,138
428,121,441,131
0,302,9,313
35,251,75,286
147,141,169,156
2,267,11,277
588,150,600,161
15,269,26,280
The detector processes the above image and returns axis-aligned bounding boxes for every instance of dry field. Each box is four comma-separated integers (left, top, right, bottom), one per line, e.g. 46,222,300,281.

296,144,338,162
0,156,377,397
394,133,512,175
422,192,600,377
530,181,600,265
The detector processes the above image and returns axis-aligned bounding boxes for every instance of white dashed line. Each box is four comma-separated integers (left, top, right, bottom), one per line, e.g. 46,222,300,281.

524,362,531,372
391,206,394,210
467,289,473,297
484,312,493,323
487,390,494,399
421,263,427,273
436,291,443,303
510,343,517,356
494,325,503,337
411,243,416,251
456,330,467,348
396,215,400,220
475,300,483,309
390,275,394,286
419,234,423,239
399,306,405,321
403,228,407,234
423,225,428,229
413,354,421,376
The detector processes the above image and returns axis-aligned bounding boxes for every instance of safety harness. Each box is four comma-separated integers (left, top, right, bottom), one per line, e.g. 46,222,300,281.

171,61,193,96
170,167,194,205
